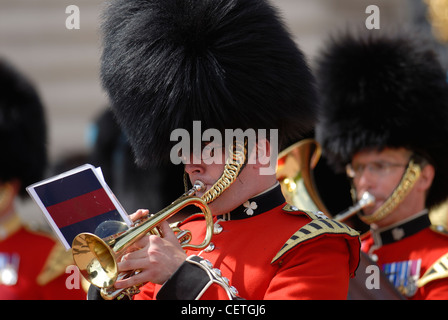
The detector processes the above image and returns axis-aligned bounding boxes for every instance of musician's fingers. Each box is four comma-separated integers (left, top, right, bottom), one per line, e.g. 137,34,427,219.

123,235,151,254
117,255,146,272
128,209,149,223
116,254,177,286
116,221,189,287
118,234,164,269
114,259,151,288
158,220,179,244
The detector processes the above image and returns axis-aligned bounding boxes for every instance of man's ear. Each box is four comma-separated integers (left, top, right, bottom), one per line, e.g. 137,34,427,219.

417,163,435,193
254,138,279,176
252,138,270,168
0,180,20,213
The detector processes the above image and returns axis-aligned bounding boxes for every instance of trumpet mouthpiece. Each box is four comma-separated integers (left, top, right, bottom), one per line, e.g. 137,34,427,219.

193,180,205,192
360,192,375,207
333,191,376,222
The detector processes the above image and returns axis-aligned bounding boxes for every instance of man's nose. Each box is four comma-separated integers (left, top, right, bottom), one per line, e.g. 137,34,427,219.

184,162,204,176
355,168,376,192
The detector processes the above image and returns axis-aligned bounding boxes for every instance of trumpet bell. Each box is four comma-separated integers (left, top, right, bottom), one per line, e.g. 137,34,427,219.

72,233,118,288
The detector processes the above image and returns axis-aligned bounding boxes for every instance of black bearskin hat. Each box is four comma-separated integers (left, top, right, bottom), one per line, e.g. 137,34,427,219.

315,31,448,209
0,59,47,196
100,0,317,168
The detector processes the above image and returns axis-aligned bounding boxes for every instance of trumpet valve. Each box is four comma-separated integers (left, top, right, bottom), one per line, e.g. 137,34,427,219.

176,229,192,245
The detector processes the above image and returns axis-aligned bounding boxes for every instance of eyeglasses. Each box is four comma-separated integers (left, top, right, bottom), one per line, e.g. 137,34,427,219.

346,161,408,179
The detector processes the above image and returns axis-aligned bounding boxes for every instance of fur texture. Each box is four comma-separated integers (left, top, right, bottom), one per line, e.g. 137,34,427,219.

100,0,317,167
315,32,448,209
0,59,47,196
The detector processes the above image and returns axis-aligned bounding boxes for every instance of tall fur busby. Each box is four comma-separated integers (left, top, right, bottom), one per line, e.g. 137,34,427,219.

100,0,317,167
315,31,448,209
0,59,47,196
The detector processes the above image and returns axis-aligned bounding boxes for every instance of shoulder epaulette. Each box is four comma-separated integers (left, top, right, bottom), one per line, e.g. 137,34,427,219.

272,211,359,264
417,252,448,288
37,243,75,286
281,203,321,217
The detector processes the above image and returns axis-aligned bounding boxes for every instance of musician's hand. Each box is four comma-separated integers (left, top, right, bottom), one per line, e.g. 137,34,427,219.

129,209,149,224
114,220,187,288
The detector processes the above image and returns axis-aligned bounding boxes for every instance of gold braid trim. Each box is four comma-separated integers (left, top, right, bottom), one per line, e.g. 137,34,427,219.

271,214,360,264
417,252,448,288
359,160,422,224
201,140,247,204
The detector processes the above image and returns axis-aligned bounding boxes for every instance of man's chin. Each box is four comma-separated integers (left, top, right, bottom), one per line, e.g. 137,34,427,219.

360,202,382,217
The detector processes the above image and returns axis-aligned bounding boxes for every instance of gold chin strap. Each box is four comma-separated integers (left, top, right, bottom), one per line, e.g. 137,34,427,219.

358,159,422,224
201,140,247,204
184,140,247,204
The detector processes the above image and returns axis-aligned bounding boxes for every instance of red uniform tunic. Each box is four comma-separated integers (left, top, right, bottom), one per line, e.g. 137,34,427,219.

133,185,360,300
361,211,448,299
0,214,87,299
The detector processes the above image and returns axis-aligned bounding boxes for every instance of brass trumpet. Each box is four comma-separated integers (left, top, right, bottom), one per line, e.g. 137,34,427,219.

71,180,213,300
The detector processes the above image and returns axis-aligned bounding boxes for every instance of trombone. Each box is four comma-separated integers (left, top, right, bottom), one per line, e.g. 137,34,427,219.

276,138,375,222
276,139,407,300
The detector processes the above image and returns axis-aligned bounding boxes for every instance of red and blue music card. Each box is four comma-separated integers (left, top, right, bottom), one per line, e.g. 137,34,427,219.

26,164,132,250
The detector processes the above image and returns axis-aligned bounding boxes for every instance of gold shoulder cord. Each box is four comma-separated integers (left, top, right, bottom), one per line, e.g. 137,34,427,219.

201,140,247,204
359,160,422,224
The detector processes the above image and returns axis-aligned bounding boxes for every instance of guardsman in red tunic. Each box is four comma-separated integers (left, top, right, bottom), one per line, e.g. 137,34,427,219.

130,185,360,300
315,31,448,299
0,59,86,299
0,212,87,299
87,0,361,300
